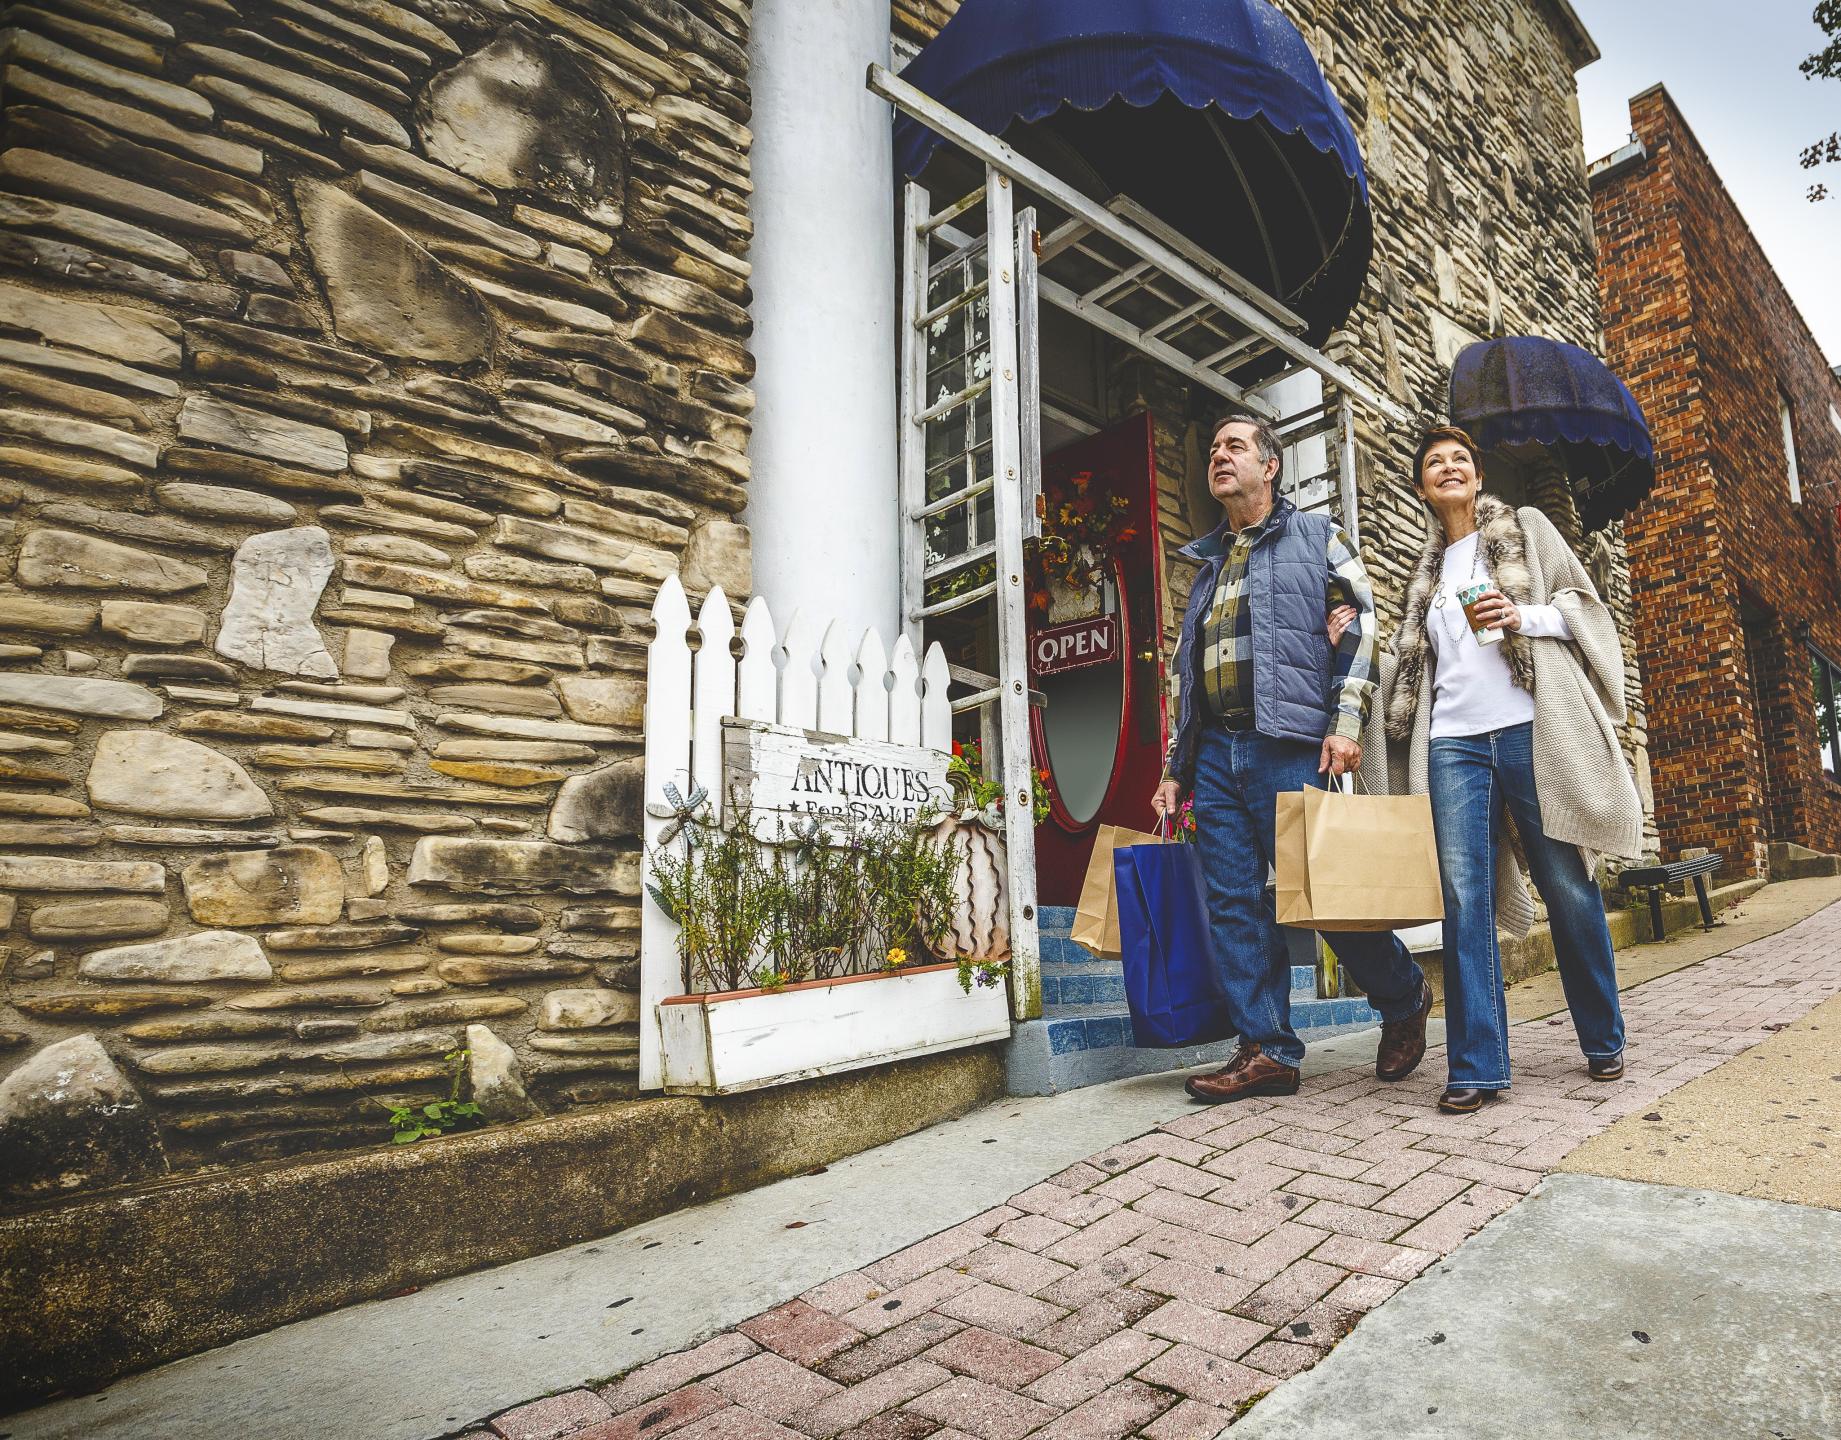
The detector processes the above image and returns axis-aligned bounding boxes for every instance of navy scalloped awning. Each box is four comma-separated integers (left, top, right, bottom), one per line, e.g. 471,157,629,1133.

1450,336,1655,533
892,0,1372,346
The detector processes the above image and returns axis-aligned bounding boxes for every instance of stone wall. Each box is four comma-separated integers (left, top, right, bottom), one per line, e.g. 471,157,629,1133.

1594,87,1841,877
0,0,754,1203
893,0,1655,850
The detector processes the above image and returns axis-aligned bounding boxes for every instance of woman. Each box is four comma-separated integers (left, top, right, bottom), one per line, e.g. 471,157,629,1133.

1377,427,1643,1114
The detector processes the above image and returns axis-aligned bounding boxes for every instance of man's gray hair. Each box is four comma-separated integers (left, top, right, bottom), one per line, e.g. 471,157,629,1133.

1211,411,1284,487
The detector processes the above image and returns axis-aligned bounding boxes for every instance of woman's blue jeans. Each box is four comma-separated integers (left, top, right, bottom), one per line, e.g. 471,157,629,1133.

1191,726,1426,1069
1428,721,1624,1089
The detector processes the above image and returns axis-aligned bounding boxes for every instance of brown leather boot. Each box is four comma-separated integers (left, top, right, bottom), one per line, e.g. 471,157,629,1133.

1376,979,1435,1082
1185,1043,1300,1104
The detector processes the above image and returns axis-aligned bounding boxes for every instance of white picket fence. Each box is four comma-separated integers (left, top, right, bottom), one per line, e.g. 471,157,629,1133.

638,574,955,1091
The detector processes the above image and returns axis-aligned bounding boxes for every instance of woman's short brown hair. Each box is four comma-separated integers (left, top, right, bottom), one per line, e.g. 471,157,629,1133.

1412,425,1485,487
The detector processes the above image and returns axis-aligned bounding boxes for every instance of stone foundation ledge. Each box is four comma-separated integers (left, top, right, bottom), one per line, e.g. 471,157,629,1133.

0,1046,1005,1411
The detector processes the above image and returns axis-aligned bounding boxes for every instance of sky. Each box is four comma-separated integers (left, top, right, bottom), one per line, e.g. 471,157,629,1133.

1569,0,1839,365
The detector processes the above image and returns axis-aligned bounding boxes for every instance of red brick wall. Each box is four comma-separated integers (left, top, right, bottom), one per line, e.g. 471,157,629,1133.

1593,87,1841,876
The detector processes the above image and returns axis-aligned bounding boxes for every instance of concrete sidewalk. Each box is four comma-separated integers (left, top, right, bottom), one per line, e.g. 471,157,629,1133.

11,885,1840,1440
1229,1173,1841,1439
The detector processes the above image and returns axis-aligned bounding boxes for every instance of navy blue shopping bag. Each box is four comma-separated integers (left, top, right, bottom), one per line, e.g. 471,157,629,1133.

1113,839,1232,1048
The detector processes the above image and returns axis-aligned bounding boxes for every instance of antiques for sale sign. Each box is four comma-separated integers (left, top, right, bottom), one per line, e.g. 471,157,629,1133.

722,718,951,835
1030,614,1120,676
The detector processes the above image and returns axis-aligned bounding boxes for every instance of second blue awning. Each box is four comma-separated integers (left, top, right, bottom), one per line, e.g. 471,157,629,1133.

892,0,1373,346
1450,336,1655,532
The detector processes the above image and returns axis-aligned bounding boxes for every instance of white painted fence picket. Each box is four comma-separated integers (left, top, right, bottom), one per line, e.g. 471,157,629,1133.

854,629,889,742
639,575,955,1091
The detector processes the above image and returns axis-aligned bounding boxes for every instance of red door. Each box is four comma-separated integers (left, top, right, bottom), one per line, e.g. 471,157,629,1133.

1029,413,1168,904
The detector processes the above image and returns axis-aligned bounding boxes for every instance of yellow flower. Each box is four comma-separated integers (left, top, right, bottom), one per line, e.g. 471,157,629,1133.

886,946,910,969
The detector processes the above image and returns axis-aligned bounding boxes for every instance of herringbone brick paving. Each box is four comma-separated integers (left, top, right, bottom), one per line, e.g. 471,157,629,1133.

467,901,1841,1440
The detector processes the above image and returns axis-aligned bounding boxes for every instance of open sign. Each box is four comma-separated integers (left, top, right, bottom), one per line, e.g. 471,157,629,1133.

1031,614,1120,676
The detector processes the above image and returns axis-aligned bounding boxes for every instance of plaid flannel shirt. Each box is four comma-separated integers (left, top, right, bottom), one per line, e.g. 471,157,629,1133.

1195,515,1377,744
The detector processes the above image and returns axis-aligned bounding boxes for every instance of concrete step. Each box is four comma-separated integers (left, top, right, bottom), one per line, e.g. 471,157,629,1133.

1006,993,1382,1095
1012,906,1380,1094
1767,841,1841,881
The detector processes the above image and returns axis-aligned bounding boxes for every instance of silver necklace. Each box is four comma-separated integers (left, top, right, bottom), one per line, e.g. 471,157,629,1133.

1432,534,1483,607
1433,536,1484,642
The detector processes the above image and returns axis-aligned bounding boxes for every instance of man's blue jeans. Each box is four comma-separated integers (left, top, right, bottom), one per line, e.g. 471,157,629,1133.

1428,722,1624,1090
1190,726,1426,1069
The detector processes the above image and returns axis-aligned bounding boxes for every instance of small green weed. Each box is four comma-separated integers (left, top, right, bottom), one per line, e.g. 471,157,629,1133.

380,1048,486,1144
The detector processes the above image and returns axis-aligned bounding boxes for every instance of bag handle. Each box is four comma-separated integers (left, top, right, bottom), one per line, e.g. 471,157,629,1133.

1330,767,1368,797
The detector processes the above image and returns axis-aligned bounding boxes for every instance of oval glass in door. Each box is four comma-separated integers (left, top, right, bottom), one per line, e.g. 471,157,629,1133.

1028,414,1168,906
1036,568,1126,826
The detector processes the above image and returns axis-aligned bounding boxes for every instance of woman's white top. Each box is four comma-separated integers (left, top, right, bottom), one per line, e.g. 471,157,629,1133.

1427,532,1573,740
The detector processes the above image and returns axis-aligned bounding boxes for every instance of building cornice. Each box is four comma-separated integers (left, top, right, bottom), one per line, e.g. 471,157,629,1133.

1538,0,1600,70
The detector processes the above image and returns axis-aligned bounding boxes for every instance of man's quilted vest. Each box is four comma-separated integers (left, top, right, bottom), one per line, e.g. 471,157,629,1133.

1169,498,1335,786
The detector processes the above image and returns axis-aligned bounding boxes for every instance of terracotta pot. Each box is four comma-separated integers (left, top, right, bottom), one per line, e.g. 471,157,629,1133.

927,815,1011,963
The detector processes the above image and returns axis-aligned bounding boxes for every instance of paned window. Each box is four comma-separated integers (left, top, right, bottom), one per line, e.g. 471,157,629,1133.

1813,649,1841,778
1780,391,1802,505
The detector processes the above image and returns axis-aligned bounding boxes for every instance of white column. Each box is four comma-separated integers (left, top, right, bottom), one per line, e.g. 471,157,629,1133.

744,0,900,644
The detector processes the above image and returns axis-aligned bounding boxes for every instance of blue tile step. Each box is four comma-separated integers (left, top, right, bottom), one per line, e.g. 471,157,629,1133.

1041,962,1127,1008
1010,906,1382,1094
1043,962,1321,1008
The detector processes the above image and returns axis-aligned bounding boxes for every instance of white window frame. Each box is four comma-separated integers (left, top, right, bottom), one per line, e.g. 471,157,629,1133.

1780,391,1801,505
1812,646,1841,780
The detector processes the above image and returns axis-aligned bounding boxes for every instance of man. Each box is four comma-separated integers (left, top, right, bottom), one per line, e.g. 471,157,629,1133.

1152,414,1433,1102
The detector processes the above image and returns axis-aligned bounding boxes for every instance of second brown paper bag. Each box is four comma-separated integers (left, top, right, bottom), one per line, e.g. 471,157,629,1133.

1070,822,1165,958
1275,786,1442,932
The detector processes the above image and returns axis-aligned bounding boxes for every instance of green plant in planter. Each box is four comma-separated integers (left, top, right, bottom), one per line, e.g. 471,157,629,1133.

769,816,873,982
861,809,960,968
379,1048,486,1144
956,957,1011,994
648,793,781,994
651,785,984,994
748,962,799,992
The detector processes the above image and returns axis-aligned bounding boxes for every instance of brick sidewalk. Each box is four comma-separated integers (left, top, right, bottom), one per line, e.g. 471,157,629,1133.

464,902,1841,1440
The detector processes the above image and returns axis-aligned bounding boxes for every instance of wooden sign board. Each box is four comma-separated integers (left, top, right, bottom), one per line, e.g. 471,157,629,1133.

721,718,951,837
1030,613,1120,676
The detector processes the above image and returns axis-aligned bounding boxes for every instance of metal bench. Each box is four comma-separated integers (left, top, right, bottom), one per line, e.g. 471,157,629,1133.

1618,853,1723,940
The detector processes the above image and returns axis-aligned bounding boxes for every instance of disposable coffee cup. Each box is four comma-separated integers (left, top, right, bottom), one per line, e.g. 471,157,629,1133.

1457,583,1504,646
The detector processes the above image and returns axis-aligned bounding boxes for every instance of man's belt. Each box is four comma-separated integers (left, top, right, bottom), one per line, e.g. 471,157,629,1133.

1217,711,1256,732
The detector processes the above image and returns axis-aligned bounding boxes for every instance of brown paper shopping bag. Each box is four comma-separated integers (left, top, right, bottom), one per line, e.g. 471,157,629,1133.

1070,822,1164,958
1275,786,1443,932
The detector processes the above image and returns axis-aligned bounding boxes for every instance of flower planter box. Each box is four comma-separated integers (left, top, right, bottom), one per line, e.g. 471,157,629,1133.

656,962,1011,1096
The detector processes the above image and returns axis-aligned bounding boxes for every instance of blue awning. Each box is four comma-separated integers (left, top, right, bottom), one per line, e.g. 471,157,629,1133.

1450,336,1655,533
893,0,1372,345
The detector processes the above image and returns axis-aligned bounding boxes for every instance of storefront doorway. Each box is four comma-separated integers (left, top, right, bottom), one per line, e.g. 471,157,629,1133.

1028,413,1167,903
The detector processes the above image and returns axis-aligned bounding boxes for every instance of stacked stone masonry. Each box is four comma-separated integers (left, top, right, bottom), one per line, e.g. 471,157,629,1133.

1593,88,1841,878
0,0,755,1199
898,0,1658,857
